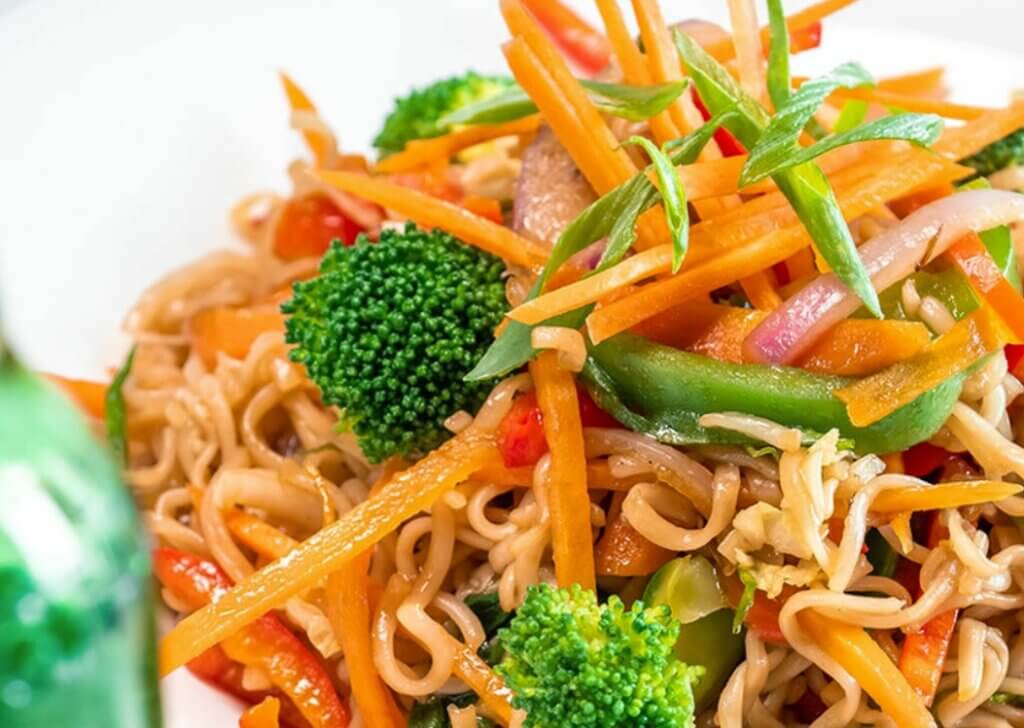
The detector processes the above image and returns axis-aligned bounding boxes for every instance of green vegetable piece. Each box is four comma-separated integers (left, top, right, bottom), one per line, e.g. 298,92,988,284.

467,114,734,381
865,528,898,579
643,557,744,713
105,346,135,466
990,692,1024,707
374,72,515,156
960,127,1024,179
861,268,981,321
407,695,496,728
284,224,508,462
833,99,869,134
624,136,690,271
765,0,791,111
733,569,758,634
674,30,883,317
959,178,1022,291
441,79,687,127
0,342,160,726
496,584,702,727
583,333,963,454
463,592,514,638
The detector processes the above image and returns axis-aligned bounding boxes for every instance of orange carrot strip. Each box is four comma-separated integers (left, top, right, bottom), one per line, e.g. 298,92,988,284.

946,233,1024,343
46,374,107,419
878,67,946,97
704,0,859,62
726,0,768,105
530,351,595,590
327,554,404,728
835,308,1006,427
934,102,1024,159
502,0,637,188
509,245,673,324
797,76,990,120
315,170,546,267
521,0,611,74
278,72,332,166
798,610,934,728
225,512,299,562
239,697,281,728
375,116,541,174
158,428,497,676
450,639,518,724
188,305,286,370
595,493,674,577
871,481,1022,515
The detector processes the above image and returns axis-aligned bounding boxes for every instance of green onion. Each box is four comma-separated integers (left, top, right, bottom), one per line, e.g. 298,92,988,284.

466,115,732,381
765,0,791,110
733,569,757,634
441,79,688,127
833,99,869,133
960,178,1022,291
105,346,136,466
623,136,689,272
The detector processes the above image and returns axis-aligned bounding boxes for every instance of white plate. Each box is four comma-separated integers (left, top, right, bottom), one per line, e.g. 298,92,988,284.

1,1,1022,725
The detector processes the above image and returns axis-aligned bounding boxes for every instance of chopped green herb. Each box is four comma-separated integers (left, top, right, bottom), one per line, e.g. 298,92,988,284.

623,136,690,271
733,569,758,634
833,99,869,133
105,347,135,466
765,0,791,110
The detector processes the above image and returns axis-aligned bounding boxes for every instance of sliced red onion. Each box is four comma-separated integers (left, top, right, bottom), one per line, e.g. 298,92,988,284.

744,189,1024,365
513,126,595,247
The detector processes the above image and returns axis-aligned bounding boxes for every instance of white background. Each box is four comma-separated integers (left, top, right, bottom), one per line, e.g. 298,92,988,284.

0,1,1022,725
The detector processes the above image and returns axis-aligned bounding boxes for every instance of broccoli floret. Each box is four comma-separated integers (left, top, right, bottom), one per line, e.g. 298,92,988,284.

373,72,515,156
961,127,1024,178
497,584,703,728
282,224,508,462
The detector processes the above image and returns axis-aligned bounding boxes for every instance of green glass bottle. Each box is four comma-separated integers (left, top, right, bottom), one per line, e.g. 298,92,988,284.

0,336,161,726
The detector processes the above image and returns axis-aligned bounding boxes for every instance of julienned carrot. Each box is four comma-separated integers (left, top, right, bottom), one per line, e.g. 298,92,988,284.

871,481,1022,514
520,0,611,75
159,427,497,676
835,308,1005,427
878,67,946,97
595,493,674,577
226,512,299,562
239,697,281,728
821,84,989,121
327,555,405,728
278,72,332,166
726,0,768,106
46,374,107,419
189,305,286,370
934,102,1024,159
798,610,933,728
314,170,546,267
946,233,1024,343
450,639,519,724
530,351,596,590
501,0,637,188
375,116,541,174
585,146,975,342
704,0,858,62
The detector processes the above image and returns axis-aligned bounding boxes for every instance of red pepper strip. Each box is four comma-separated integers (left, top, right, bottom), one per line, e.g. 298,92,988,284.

902,442,958,480
946,233,1024,343
722,575,794,646
273,194,364,260
520,0,611,75
154,549,350,728
1007,344,1024,378
897,516,958,706
594,492,675,577
691,90,746,157
497,387,619,468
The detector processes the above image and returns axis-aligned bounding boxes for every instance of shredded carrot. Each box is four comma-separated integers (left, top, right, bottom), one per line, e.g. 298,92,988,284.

45,374,107,419
225,512,298,562
521,0,611,74
798,610,934,728
188,305,286,370
595,493,674,577
726,0,768,106
502,0,637,187
327,554,404,728
471,460,643,491
882,453,905,475
449,639,519,723
871,481,1022,514
822,85,991,121
278,72,332,166
878,67,946,97
934,101,1024,160
946,233,1024,343
586,146,974,342
315,170,546,267
530,351,596,590
889,181,956,218
239,697,281,728
374,116,541,174
460,195,504,224
704,0,859,62
835,308,1006,427
158,428,497,676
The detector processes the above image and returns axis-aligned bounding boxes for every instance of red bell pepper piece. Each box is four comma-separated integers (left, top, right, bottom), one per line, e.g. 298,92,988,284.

722,575,794,646
273,194,364,261
577,387,620,429
1007,345,1024,378
897,516,958,706
902,442,957,479
154,549,350,728
691,90,746,158
521,0,611,75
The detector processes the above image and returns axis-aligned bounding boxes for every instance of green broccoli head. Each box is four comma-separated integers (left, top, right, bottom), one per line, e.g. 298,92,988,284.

282,224,508,462
373,71,515,156
497,584,703,728
961,127,1024,178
